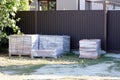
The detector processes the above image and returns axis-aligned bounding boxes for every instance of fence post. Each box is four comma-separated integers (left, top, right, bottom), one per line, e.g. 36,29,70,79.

103,0,108,52
35,11,38,34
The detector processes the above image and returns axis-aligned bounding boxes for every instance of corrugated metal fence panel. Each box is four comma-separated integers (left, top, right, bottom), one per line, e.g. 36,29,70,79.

16,11,36,34
37,11,105,49
107,11,120,52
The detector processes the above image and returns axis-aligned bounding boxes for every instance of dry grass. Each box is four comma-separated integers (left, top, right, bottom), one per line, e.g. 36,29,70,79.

0,54,78,67
0,53,120,80
0,52,115,67
0,75,120,80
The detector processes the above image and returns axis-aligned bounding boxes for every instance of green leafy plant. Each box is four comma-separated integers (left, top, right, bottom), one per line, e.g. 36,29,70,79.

0,0,30,52
18,0,30,11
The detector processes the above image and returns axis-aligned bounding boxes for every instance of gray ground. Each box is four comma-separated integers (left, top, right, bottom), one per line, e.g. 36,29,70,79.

1,54,120,77
31,62,120,77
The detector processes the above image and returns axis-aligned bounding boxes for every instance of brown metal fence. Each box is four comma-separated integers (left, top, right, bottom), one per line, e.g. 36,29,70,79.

107,11,120,53
16,10,120,52
37,11,105,50
16,11,36,34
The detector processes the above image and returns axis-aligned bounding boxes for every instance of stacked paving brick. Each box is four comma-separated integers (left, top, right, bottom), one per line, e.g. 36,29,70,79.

32,35,70,58
9,35,39,58
79,39,101,59
9,35,70,58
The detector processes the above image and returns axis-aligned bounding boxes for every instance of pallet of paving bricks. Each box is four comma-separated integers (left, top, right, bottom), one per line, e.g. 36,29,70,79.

79,39,101,59
9,34,39,58
9,34,70,58
35,35,70,58
32,35,70,58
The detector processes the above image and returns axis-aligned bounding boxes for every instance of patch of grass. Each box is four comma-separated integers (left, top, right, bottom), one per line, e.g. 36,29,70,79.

64,52,77,56
107,59,120,72
44,53,115,67
107,65,114,72
38,52,80,63
0,52,117,68
114,66,120,71
2,64,46,75
113,60,120,63
1,52,120,77
111,63,120,72
21,64,46,74
71,65,78,68
77,55,114,66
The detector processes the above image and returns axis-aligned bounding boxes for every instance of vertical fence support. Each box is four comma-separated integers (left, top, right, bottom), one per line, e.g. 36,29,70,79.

103,0,108,51
35,11,38,34
78,0,80,10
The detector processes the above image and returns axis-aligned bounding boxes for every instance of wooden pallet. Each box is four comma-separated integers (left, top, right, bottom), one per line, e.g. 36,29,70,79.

9,53,32,58
31,50,59,59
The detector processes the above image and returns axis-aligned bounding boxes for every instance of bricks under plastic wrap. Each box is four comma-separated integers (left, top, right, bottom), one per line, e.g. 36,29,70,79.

79,51,100,59
79,39,101,59
39,35,70,53
31,49,58,58
9,34,39,56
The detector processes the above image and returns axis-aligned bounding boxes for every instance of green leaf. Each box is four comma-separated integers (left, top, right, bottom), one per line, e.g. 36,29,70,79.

0,0,30,49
